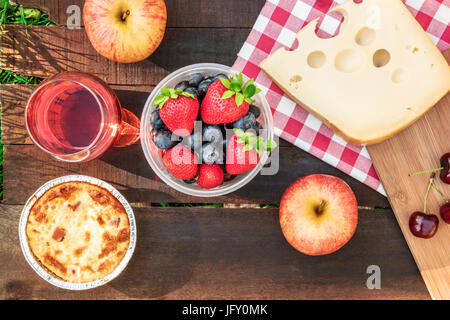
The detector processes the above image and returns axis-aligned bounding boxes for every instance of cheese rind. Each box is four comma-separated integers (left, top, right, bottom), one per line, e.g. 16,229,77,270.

260,0,450,145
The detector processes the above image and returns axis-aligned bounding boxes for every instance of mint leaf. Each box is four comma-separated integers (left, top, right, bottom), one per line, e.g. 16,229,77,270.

231,79,241,92
161,87,170,96
157,96,169,109
222,90,235,100
220,78,232,90
233,128,245,137
235,93,245,106
245,97,255,104
154,96,165,105
181,92,195,99
236,73,243,86
243,144,252,152
265,140,278,151
242,78,254,93
244,84,256,98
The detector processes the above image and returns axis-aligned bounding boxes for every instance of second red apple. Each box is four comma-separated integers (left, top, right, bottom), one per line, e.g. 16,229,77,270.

279,174,358,256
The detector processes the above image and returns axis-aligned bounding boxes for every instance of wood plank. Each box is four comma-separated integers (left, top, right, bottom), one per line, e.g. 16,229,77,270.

0,84,154,145
367,50,450,300
0,84,292,147
0,205,429,299
14,0,264,28
2,144,389,206
0,25,250,85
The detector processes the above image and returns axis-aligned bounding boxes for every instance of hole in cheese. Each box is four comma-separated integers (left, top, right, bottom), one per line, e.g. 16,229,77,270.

334,49,362,73
290,75,302,83
355,27,376,46
307,51,326,68
315,10,345,39
373,49,390,68
289,75,302,89
392,68,407,83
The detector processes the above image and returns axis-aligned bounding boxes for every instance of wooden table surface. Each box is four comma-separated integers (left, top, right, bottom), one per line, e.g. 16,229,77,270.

0,0,430,299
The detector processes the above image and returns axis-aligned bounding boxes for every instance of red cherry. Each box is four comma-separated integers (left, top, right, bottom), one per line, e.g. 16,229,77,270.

409,212,439,239
409,175,440,239
440,202,450,224
439,153,450,185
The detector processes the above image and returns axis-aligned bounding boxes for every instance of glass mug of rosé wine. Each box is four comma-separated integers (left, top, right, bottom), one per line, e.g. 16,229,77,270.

25,72,140,162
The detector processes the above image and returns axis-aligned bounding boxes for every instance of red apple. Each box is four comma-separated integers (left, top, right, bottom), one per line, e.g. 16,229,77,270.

83,0,167,63
279,174,358,256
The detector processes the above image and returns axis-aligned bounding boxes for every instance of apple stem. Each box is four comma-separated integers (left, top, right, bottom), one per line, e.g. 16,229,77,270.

423,176,433,214
122,10,130,21
316,200,327,216
409,167,443,177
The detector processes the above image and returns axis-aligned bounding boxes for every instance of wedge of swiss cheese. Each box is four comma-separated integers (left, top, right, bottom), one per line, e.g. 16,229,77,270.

260,0,450,145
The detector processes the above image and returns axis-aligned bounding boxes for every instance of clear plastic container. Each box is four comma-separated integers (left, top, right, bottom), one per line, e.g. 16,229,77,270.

140,63,274,197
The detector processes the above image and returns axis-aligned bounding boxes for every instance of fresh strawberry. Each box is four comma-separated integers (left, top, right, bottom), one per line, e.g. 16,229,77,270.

163,145,198,180
226,129,277,175
201,73,261,124
196,164,225,189
155,87,199,136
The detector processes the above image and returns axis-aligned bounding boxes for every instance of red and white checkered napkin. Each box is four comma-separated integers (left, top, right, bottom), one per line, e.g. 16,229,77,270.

232,0,450,195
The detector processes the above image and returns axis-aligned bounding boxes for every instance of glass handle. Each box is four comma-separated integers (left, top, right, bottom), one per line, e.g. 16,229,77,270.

113,108,140,148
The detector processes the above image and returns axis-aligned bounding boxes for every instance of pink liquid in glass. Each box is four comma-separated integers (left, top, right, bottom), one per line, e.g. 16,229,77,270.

26,72,140,162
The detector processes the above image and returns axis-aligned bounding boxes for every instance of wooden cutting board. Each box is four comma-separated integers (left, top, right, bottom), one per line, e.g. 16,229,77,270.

368,50,450,300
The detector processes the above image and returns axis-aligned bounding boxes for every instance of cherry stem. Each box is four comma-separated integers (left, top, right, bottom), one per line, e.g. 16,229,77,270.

423,177,433,214
409,167,444,176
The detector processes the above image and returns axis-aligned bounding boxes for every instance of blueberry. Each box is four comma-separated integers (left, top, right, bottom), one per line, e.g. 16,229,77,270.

248,105,261,118
202,142,223,164
233,113,256,131
198,79,212,97
154,130,178,150
232,117,246,131
211,73,228,83
188,73,204,87
184,131,202,152
252,121,263,135
175,81,189,91
184,87,200,100
203,125,223,143
184,171,199,184
223,173,236,182
150,109,164,130
243,113,256,129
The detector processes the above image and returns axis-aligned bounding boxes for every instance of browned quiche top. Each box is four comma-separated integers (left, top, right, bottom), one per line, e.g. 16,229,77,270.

26,181,131,283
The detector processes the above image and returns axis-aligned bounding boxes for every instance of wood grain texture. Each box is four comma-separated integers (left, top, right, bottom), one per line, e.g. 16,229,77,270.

0,84,154,145
14,0,265,28
2,144,389,207
0,84,389,206
0,205,429,300
0,25,250,84
368,50,450,300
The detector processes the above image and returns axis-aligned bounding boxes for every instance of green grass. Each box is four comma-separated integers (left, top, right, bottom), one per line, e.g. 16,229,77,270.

0,1,52,200
0,0,54,28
